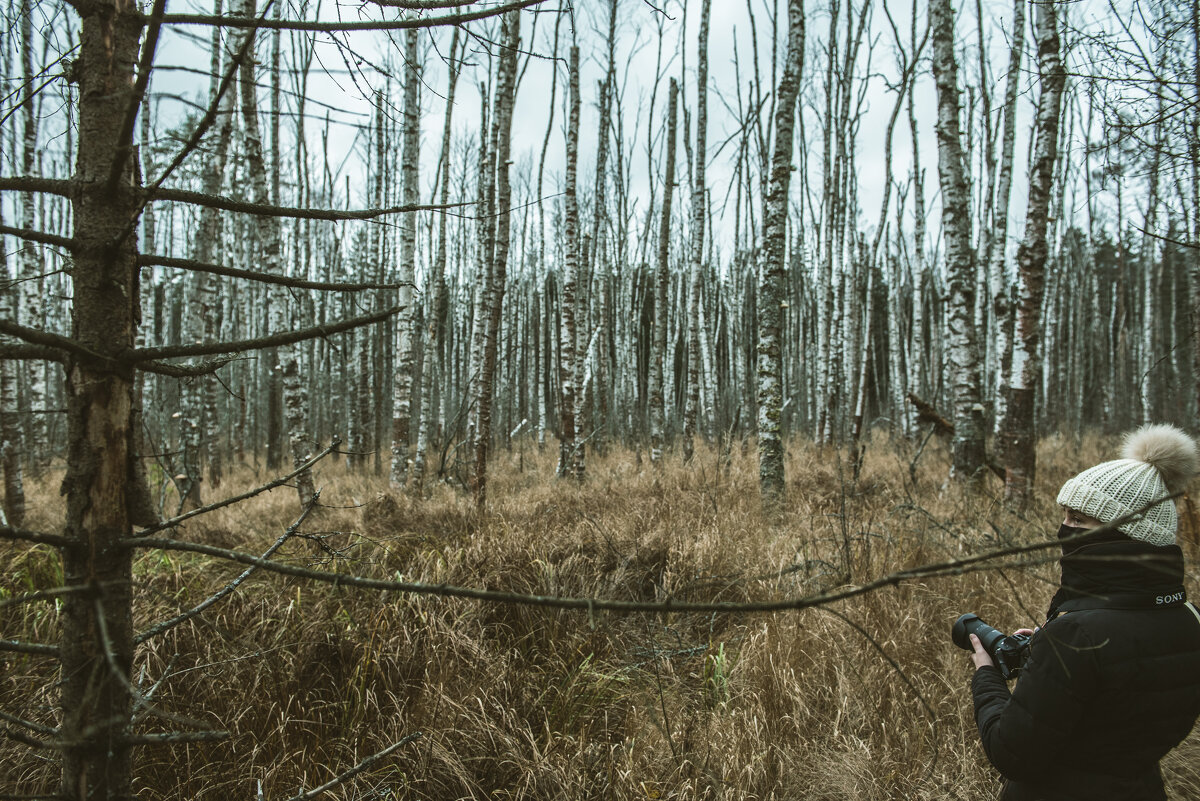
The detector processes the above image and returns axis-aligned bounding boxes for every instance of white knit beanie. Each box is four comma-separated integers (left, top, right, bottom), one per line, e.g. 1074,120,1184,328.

1056,425,1199,546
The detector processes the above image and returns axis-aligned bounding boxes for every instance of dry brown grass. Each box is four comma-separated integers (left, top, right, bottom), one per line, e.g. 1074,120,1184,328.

3,434,1199,799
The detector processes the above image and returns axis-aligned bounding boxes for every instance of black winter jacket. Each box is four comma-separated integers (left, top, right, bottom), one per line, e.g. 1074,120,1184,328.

970,535,1200,800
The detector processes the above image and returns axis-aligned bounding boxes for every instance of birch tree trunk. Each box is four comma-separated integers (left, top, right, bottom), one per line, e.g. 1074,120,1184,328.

19,0,46,470
558,45,581,478
413,27,460,491
683,0,711,463
391,28,424,484
650,79,678,468
988,0,1024,427
0,249,24,525
590,0,617,452
471,13,520,507
534,13,562,449
239,0,313,503
757,0,805,500
392,27,421,487
930,0,986,481
996,0,1063,507
179,35,236,510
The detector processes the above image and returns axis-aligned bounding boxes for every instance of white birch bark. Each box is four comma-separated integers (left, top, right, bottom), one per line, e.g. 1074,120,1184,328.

930,0,986,480
238,0,313,503
988,0,1025,428
650,79,678,467
815,3,839,443
683,0,711,462
391,27,421,487
590,0,618,451
557,46,581,477
19,0,46,469
413,27,460,491
905,0,928,434
757,0,805,499
471,13,520,506
466,77,493,478
534,14,562,449
179,24,236,510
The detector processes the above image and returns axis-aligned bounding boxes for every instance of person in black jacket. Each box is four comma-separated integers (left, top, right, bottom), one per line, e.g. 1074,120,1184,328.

966,424,1200,800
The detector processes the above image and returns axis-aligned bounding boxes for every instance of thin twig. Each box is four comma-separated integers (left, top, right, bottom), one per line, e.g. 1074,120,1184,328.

135,494,321,644
92,597,213,732
0,585,95,611
284,732,422,801
134,439,339,537
0,710,57,737
0,640,58,657
138,253,411,292
159,0,546,30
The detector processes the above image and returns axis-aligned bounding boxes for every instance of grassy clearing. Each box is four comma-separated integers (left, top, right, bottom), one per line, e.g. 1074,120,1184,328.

3,434,1199,799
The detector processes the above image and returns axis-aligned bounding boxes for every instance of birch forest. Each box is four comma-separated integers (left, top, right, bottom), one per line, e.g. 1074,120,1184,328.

1,0,1199,798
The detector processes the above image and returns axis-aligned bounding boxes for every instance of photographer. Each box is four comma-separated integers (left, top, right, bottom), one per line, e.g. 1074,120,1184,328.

966,425,1200,800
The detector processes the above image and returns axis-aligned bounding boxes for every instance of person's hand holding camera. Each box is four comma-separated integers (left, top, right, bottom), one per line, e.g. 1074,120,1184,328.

968,633,995,671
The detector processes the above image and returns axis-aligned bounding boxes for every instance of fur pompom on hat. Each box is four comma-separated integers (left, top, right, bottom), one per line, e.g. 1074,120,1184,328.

1056,425,1200,546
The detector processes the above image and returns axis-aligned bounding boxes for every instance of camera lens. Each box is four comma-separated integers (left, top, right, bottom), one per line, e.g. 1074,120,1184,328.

952,613,1007,654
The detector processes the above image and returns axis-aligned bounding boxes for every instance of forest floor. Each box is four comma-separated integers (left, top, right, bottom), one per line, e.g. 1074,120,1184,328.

3,433,1200,800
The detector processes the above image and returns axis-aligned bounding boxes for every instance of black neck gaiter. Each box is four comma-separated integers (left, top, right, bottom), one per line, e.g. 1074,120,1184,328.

1046,524,1187,620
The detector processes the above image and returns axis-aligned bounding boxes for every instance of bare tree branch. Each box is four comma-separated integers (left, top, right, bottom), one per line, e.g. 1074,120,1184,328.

0,179,473,221
124,506,1175,617
138,253,409,291
0,526,69,547
0,585,94,611
134,439,340,537
0,640,58,658
140,0,276,211
0,319,104,365
142,186,473,221
0,710,57,737
0,176,72,197
138,355,243,378
159,0,548,31
135,493,320,644
127,305,401,362
0,223,74,250
107,0,167,192
284,732,423,801
0,343,68,363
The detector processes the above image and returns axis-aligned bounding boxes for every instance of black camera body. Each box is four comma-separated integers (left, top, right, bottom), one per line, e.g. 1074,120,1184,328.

952,613,1032,681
